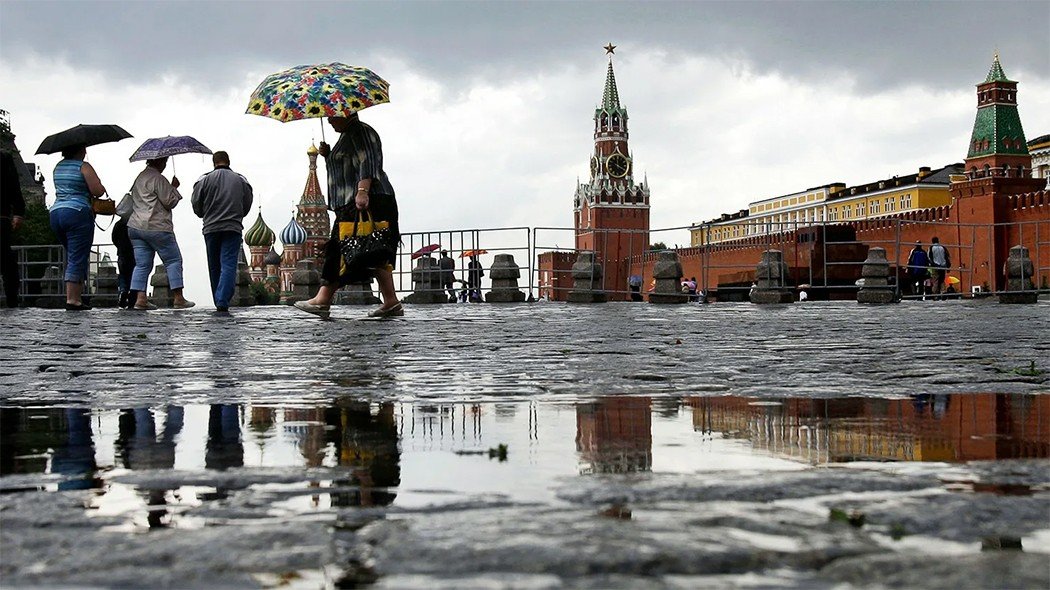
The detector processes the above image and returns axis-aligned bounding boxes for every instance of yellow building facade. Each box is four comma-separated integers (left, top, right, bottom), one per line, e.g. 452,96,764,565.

690,164,963,246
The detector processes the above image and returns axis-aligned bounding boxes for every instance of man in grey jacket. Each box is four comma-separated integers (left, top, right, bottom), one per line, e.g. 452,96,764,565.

191,151,253,311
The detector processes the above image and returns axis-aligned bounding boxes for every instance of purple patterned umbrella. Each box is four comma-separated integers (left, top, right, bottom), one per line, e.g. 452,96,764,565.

129,135,212,162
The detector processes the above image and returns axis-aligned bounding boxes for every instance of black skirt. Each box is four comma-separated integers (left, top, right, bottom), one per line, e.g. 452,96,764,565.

321,193,400,286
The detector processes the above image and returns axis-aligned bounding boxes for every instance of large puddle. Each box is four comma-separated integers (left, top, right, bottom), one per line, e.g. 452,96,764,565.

4,394,1047,517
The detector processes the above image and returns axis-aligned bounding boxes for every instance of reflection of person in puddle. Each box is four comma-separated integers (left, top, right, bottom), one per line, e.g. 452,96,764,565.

324,400,400,507
116,407,184,528
205,404,244,470
51,409,98,491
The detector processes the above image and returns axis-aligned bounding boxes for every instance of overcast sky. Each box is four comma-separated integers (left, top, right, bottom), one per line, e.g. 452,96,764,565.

2,1,1048,304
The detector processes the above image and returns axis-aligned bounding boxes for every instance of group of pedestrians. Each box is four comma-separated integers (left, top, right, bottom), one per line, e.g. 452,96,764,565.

44,146,253,312
905,237,952,298
3,112,403,317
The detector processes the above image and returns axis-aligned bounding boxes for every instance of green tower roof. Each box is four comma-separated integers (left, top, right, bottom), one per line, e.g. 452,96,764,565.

595,56,628,118
984,53,1013,83
244,209,276,247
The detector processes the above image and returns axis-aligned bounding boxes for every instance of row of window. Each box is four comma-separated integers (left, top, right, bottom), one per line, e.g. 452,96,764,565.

700,193,919,242
751,192,822,213
972,137,1024,152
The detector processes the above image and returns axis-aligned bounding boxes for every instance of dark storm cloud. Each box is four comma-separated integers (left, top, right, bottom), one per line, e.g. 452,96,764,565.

2,1,1047,90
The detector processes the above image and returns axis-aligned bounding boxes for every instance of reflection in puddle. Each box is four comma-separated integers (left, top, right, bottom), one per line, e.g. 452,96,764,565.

2,393,1048,526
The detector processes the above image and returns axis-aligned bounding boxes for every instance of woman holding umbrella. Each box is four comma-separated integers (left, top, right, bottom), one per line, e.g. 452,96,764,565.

295,112,402,318
49,145,107,310
126,157,194,309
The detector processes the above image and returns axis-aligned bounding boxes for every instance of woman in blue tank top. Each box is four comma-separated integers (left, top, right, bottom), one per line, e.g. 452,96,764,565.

49,145,107,310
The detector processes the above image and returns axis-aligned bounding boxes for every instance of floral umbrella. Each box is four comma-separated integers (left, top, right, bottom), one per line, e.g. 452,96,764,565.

460,249,488,258
245,63,390,124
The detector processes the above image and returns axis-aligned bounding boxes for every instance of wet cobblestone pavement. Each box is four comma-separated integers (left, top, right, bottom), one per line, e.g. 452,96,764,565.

1,301,1049,588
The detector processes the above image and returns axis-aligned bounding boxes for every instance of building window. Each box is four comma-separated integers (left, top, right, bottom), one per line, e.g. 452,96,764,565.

856,203,864,218
871,201,880,215
902,193,912,209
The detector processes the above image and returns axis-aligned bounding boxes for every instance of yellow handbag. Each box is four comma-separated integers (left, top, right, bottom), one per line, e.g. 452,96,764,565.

337,211,392,275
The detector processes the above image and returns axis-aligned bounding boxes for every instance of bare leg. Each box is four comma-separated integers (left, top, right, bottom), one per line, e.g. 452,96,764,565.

373,268,399,308
66,281,83,305
307,284,338,306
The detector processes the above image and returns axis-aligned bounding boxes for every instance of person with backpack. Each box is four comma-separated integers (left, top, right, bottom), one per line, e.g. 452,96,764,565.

906,241,930,298
928,237,950,297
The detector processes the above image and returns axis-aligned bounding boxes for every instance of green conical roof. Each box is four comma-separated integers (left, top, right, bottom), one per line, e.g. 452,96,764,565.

602,60,620,111
984,53,1013,83
244,209,276,247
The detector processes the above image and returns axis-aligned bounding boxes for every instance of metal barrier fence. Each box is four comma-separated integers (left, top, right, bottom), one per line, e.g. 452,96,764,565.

9,216,1047,305
12,243,119,306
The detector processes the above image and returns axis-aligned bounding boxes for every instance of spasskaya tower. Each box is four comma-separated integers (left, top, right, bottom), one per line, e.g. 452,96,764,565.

574,44,651,299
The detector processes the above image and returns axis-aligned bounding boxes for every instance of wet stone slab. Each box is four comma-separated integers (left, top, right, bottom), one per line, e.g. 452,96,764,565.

0,302,1048,588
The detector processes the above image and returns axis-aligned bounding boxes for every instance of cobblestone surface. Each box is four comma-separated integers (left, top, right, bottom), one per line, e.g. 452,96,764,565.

1,301,1048,588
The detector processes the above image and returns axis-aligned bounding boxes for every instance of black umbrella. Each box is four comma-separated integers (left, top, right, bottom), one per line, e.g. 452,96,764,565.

35,124,132,155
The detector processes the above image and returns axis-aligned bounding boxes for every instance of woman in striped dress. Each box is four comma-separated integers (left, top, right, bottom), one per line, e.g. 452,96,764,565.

49,145,106,310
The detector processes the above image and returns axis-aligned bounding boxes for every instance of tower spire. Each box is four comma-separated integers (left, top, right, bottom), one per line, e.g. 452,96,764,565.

985,51,1011,83
602,54,621,111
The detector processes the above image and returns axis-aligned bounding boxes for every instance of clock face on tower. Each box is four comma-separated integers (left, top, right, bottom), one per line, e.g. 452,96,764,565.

606,154,629,178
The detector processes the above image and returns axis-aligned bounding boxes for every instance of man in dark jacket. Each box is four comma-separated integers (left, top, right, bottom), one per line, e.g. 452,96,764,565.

467,254,484,302
1,151,26,307
191,151,253,311
906,241,930,298
439,250,455,302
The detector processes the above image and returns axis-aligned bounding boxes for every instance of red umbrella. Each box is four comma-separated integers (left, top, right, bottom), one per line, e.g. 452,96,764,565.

411,244,441,260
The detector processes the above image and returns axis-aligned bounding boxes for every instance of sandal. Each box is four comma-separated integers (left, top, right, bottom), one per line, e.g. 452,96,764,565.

294,300,331,317
367,302,404,318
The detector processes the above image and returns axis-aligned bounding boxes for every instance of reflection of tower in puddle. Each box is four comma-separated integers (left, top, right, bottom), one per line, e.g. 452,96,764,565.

282,408,327,467
687,394,1050,463
324,400,400,507
406,403,483,442
576,397,652,474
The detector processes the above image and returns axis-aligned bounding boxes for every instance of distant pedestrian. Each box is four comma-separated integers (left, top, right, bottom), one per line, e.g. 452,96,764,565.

686,276,698,301
128,157,194,310
1,150,26,307
439,249,456,302
906,241,930,298
191,151,253,312
628,275,643,302
467,254,484,302
928,237,950,296
49,145,106,310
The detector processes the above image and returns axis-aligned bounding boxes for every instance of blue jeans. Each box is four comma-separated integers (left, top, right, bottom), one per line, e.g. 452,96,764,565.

49,207,94,282
128,227,184,291
204,231,241,308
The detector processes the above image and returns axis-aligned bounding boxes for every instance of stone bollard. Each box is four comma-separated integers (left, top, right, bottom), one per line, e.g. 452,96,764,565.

750,250,793,304
857,247,897,304
1000,245,1038,304
486,254,526,303
150,264,172,307
333,282,382,305
648,251,688,304
34,265,64,308
567,252,607,303
93,266,120,308
405,256,446,304
232,262,254,307
289,259,321,303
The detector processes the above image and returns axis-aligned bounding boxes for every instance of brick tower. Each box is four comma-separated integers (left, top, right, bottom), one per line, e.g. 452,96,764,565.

574,44,651,299
296,144,331,260
950,53,1044,292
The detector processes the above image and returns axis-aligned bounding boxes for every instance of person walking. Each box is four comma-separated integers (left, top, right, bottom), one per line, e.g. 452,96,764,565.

295,113,402,318
191,151,253,312
906,241,930,298
127,157,193,310
1,150,26,307
438,249,455,302
49,145,105,310
928,237,950,297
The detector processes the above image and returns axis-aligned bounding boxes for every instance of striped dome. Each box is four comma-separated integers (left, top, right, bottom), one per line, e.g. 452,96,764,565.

280,215,308,246
244,210,276,247
263,247,282,266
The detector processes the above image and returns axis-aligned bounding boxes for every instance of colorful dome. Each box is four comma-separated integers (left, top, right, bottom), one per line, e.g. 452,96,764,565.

263,247,282,266
281,215,308,246
244,209,275,247
307,143,319,156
